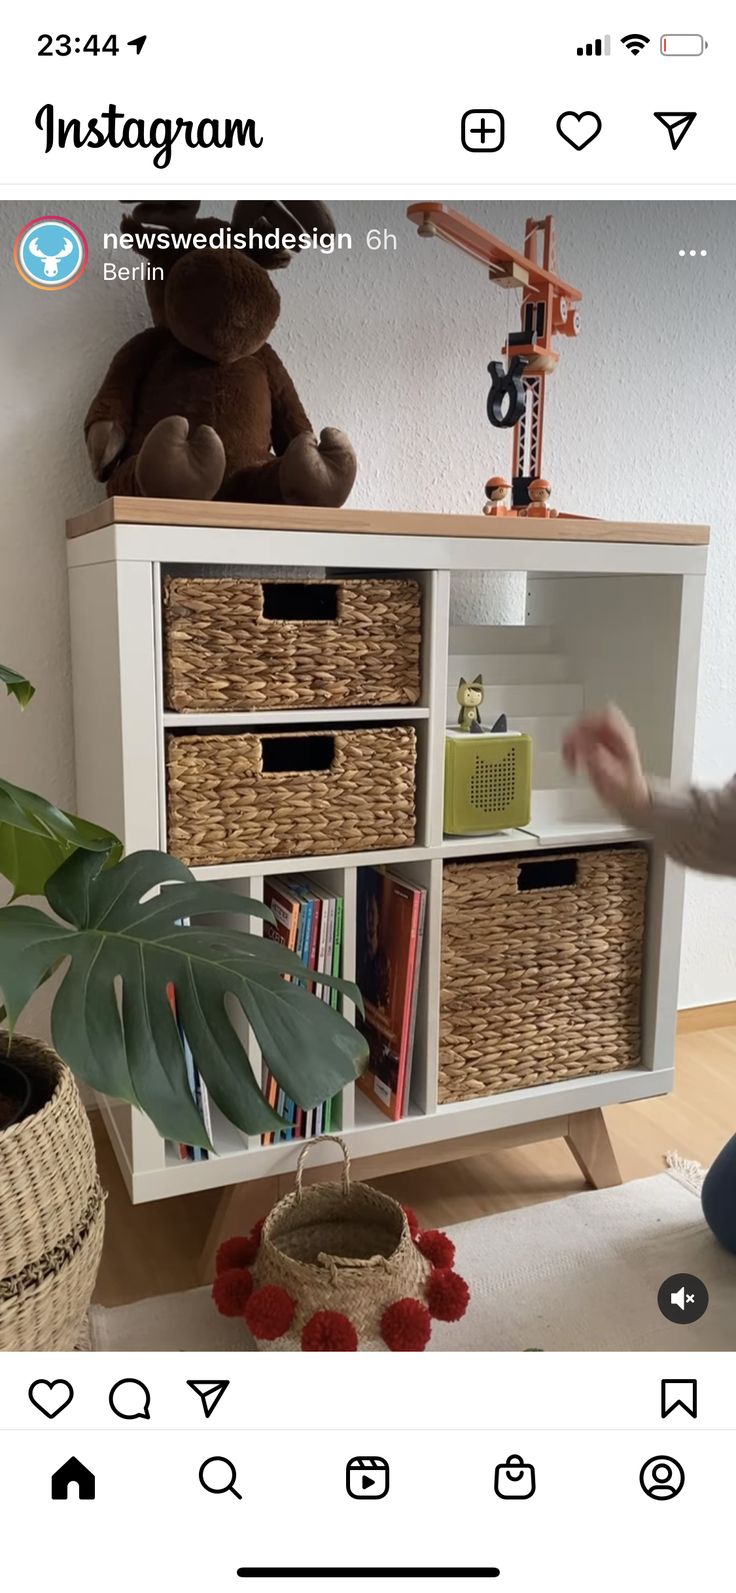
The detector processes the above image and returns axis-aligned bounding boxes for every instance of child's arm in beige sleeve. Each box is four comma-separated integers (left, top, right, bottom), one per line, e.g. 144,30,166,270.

563,705,736,877
625,777,736,876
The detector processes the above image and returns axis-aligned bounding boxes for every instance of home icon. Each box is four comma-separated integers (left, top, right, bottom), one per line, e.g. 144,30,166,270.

51,1456,96,1500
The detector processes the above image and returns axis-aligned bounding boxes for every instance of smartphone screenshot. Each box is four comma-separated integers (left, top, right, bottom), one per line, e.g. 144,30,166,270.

0,5,732,1589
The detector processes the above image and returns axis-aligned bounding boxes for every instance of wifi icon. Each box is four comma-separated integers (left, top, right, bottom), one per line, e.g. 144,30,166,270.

621,32,650,55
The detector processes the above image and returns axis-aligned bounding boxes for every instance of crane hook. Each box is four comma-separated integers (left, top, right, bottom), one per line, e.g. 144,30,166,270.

487,355,528,428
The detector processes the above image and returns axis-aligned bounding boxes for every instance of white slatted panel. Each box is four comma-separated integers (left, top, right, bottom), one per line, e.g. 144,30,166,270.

447,624,583,807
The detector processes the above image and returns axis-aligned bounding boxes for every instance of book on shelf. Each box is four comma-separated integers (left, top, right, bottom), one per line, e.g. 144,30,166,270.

260,876,344,1145
287,877,323,993
305,878,340,1002
166,978,209,1162
263,879,301,965
355,867,427,1123
303,879,335,1003
331,895,344,1010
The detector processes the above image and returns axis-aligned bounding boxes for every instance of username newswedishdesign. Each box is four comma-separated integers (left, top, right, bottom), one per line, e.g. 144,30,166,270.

34,103,263,168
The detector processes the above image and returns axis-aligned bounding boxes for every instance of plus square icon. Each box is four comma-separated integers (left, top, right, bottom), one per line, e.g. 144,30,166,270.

461,108,505,152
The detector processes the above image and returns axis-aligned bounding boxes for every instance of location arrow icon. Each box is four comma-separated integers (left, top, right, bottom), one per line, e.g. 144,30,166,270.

186,1379,230,1419
654,111,697,150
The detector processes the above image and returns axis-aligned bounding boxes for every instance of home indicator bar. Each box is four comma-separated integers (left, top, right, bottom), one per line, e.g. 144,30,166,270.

236,1572,501,1582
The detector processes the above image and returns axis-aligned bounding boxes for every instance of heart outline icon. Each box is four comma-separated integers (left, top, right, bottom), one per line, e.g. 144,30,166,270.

28,1378,74,1419
556,111,602,150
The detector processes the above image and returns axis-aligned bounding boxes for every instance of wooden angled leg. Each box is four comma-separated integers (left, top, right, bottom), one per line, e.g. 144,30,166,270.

565,1108,623,1189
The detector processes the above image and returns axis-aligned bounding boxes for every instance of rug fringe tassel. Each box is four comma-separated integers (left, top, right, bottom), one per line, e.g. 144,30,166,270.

665,1150,706,1194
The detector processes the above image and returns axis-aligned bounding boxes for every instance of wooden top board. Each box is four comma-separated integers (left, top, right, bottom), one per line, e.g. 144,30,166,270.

66,496,710,545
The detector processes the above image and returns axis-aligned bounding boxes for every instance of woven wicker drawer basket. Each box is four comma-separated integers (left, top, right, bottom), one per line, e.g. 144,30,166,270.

439,846,648,1103
166,725,417,866
162,575,422,712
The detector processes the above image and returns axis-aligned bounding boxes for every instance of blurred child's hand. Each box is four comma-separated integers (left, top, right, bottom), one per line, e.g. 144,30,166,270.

562,705,650,814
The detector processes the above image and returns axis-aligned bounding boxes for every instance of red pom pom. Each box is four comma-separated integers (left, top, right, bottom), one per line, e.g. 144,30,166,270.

251,1217,266,1243
301,1310,358,1352
215,1232,260,1273
211,1267,253,1317
402,1205,420,1240
417,1229,455,1269
244,1284,296,1341
426,1269,470,1323
381,1296,432,1351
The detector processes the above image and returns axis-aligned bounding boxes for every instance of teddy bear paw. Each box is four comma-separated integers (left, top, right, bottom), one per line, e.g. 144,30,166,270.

135,416,226,500
280,428,357,508
86,420,126,481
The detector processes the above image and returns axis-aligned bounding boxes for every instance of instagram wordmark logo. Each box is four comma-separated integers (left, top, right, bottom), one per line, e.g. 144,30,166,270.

14,216,88,290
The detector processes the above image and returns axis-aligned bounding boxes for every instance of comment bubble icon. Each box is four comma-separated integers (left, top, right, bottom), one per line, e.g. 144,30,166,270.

109,1378,152,1421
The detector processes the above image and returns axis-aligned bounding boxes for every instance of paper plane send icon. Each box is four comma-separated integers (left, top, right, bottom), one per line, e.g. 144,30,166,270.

654,112,697,150
186,1379,230,1418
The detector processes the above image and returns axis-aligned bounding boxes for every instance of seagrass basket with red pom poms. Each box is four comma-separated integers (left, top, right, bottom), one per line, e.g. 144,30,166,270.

212,1135,470,1351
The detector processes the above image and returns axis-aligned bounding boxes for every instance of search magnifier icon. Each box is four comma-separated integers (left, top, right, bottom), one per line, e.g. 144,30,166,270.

199,1455,242,1500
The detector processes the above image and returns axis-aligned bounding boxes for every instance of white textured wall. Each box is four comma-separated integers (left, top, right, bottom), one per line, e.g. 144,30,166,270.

0,199,733,1005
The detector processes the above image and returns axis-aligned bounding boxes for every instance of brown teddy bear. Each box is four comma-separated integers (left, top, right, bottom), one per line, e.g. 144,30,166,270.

85,200,357,505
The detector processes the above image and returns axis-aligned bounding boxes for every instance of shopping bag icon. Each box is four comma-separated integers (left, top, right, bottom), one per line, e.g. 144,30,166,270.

494,1453,536,1499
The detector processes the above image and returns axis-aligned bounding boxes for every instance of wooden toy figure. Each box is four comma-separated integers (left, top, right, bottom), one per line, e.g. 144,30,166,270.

520,478,558,518
483,475,513,516
457,675,485,733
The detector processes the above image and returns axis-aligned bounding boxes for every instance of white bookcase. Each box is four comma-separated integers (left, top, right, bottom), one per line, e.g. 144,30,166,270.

65,502,708,1204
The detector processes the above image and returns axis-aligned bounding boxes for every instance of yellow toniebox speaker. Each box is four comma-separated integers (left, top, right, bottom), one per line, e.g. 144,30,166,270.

443,731,533,835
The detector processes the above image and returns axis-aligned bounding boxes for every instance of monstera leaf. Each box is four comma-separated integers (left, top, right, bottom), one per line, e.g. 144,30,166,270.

0,775,121,898
0,664,35,710
0,662,120,896
0,849,366,1148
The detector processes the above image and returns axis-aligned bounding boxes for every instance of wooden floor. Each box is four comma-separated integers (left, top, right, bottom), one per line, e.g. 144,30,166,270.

92,1021,736,1307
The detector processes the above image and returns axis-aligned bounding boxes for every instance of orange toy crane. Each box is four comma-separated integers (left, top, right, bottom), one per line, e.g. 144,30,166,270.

406,203,582,510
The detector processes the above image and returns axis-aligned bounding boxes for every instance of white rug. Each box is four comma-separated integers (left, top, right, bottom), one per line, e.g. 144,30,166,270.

90,1169,736,1352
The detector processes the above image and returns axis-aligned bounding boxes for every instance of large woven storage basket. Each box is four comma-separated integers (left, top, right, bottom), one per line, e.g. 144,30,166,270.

0,1036,105,1350
162,575,422,712
213,1136,470,1351
166,725,417,866
439,846,648,1103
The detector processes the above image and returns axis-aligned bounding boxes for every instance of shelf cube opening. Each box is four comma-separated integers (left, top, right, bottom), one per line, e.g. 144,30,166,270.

446,571,685,845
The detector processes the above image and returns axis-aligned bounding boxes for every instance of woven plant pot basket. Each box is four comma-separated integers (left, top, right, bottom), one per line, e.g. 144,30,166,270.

439,846,648,1103
166,725,417,867
212,1137,470,1351
0,1035,105,1351
162,575,422,713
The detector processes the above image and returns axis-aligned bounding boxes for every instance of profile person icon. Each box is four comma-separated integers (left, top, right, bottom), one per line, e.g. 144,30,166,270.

639,1455,685,1500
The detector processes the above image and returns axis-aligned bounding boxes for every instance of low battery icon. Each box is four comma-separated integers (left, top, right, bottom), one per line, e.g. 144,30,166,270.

661,34,708,55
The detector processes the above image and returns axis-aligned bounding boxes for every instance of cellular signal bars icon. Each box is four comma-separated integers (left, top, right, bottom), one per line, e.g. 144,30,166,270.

577,35,611,56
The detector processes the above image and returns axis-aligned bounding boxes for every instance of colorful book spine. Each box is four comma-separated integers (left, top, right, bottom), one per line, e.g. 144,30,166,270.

295,893,310,975
330,896,344,1010
166,978,208,1160
355,870,427,1123
320,894,335,1004
307,900,321,993
185,1037,207,1162
262,1067,280,1148
260,881,345,1144
399,890,427,1118
393,889,422,1121
263,880,301,976
315,893,330,1001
